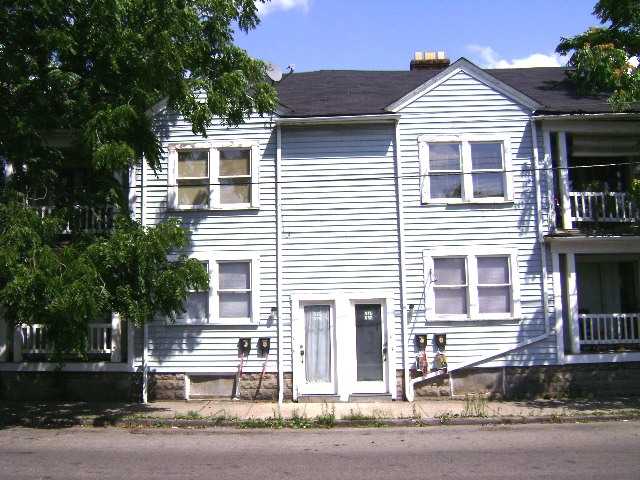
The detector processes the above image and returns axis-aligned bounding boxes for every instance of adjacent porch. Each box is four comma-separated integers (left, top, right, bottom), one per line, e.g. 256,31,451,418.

549,129,640,230
563,253,640,355
2,314,125,364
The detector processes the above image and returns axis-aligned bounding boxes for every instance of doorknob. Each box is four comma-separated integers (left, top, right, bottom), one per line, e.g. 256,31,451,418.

300,344,305,362
382,344,388,362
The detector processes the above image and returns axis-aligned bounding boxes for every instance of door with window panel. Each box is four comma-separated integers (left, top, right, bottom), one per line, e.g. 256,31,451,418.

351,303,388,394
294,304,336,395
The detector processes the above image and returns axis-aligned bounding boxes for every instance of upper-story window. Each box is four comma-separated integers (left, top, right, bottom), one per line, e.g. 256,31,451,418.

168,142,260,210
419,135,513,203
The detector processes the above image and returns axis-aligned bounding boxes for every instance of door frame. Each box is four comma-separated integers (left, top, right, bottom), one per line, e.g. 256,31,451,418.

291,290,397,401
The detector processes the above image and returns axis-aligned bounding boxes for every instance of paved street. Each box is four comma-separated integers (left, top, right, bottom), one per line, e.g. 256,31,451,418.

0,422,638,479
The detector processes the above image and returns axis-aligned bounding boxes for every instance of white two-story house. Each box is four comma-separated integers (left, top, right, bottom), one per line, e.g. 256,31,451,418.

2,53,639,402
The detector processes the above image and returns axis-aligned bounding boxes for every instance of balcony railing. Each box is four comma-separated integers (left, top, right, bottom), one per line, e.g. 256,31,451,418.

569,192,638,224
578,313,640,347
17,323,114,356
37,206,116,234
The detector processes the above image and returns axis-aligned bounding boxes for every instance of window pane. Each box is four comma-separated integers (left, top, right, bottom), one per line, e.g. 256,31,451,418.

434,258,466,285
472,172,504,197
219,262,250,290
478,257,509,285
179,292,209,322
471,143,503,170
430,174,462,198
429,143,461,171
178,184,209,206
220,179,251,204
220,149,251,176
178,150,208,178
478,286,511,313
219,292,251,318
435,288,468,314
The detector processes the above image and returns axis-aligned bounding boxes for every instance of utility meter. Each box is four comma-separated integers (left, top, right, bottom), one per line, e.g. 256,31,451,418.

238,338,251,355
258,337,270,356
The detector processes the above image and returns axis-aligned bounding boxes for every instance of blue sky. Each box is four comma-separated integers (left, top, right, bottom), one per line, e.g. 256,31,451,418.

235,0,600,72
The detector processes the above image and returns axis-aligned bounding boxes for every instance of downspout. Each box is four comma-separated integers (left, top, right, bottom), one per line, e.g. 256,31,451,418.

141,159,149,404
276,124,284,406
393,120,411,401
530,120,550,335
406,118,553,399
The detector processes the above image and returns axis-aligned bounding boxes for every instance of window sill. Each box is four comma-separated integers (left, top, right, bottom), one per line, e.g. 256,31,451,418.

428,315,520,323
172,319,256,327
423,199,514,206
168,206,259,213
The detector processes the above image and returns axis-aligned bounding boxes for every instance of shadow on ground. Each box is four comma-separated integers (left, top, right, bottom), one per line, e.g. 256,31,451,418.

0,402,169,429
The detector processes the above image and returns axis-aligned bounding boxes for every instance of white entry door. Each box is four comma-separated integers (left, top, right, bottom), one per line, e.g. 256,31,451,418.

293,304,336,396
351,303,388,394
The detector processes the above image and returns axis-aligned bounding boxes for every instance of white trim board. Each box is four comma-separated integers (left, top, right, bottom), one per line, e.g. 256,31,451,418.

386,57,541,112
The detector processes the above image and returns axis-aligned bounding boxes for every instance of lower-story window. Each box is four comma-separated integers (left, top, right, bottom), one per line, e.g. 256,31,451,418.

424,248,520,320
175,254,260,325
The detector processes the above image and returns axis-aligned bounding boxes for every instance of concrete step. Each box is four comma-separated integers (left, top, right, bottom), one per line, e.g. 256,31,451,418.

297,395,341,403
348,394,393,403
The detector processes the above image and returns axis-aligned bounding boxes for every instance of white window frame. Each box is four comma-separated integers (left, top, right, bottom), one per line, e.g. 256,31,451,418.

167,141,260,210
423,247,520,321
419,134,513,204
172,252,260,326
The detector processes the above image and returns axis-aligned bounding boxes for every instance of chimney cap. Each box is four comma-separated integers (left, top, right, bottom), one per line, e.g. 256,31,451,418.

410,50,450,71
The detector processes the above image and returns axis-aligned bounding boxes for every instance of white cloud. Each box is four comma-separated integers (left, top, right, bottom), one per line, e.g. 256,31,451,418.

467,45,567,69
257,0,310,16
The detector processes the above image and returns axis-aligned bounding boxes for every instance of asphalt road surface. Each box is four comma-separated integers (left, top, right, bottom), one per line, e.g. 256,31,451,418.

0,422,639,479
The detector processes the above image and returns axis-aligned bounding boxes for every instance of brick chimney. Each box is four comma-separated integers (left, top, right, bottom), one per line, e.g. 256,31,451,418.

410,51,450,70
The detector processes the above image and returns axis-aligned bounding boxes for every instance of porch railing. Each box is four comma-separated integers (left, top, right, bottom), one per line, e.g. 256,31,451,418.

17,323,113,355
578,313,640,346
37,206,116,234
569,192,637,223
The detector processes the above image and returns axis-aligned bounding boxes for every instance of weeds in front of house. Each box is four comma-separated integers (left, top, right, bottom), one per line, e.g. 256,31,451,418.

462,394,488,418
237,405,336,429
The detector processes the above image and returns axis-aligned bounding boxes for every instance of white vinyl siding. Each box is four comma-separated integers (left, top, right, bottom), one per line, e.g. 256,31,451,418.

136,113,276,374
280,124,402,370
399,69,555,368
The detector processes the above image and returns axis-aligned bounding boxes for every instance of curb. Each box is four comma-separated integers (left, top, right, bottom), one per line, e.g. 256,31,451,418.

88,413,640,429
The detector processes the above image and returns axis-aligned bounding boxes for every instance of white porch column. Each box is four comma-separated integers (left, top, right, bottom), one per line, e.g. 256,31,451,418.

111,312,122,363
557,131,573,229
13,326,23,362
565,253,581,354
127,319,135,368
0,318,7,362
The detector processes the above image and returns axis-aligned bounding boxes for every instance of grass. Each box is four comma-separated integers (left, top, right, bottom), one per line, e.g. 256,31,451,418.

461,394,488,418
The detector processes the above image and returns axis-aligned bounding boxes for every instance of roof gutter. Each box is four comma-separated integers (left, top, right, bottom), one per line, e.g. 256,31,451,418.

534,112,640,121
275,113,401,125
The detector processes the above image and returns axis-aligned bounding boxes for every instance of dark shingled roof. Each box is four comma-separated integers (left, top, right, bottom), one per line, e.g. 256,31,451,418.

275,67,640,117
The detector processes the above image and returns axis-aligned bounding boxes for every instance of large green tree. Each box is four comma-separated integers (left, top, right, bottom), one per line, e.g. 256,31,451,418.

0,0,277,356
557,0,640,110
